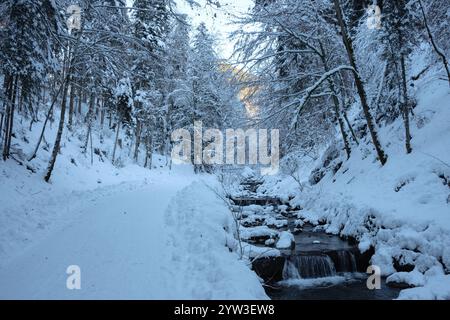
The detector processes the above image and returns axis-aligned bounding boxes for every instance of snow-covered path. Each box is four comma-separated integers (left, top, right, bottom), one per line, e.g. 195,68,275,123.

0,175,192,299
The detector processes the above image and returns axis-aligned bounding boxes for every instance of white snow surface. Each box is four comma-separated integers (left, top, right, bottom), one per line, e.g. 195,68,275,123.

276,231,294,249
0,165,267,299
0,109,267,299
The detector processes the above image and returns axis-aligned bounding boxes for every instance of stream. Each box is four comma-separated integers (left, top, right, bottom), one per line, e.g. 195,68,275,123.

230,178,401,300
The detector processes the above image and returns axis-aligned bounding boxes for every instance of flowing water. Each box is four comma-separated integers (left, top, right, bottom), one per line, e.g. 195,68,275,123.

233,180,401,299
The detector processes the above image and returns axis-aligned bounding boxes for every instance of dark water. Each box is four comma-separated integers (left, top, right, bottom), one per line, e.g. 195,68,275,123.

267,274,401,300
268,223,401,300
234,183,401,300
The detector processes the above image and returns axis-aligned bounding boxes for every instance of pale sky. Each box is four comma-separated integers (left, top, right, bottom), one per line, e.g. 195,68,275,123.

126,0,254,60
176,0,254,60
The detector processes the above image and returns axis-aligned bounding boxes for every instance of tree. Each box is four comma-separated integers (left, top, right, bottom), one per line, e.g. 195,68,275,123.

333,0,388,165
0,0,62,160
112,77,134,165
417,0,450,85
378,0,415,154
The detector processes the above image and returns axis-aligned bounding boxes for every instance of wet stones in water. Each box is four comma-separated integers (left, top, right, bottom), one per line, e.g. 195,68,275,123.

252,256,285,283
265,218,288,229
230,196,281,206
240,216,266,228
248,235,272,245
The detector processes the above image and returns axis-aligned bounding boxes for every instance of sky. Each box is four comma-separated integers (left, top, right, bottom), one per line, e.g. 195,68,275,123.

126,0,254,60
175,0,254,60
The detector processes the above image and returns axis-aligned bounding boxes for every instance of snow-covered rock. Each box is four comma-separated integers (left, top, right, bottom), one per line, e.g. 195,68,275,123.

276,231,295,249
386,270,426,288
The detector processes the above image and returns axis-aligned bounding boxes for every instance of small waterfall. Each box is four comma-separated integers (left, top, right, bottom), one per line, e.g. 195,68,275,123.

283,255,337,279
282,258,301,279
335,250,357,272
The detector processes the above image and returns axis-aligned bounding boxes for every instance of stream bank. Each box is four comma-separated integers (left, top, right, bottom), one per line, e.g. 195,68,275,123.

229,178,401,300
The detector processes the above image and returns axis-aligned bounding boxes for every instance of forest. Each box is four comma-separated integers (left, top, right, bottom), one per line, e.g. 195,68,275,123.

0,0,449,301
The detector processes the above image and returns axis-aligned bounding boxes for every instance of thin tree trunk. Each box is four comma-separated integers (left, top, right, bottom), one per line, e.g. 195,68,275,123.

401,55,412,154
77,86,82,115
83,92,95,152
144,134,153,169
343,110,359,145
2,74,13,160
133,120,141,162
90,128,93,165
0,113,4,140
3,75,17,160
28,78,66,162
100,99,105,129
112,117,121,165
0,75,11,142
318,42,351,158
68,83,75,129
44,78,69,182
108,111,113,129
333,0,387,165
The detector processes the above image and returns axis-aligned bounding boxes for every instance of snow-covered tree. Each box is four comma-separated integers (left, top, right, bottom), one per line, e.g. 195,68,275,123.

0,0,62,160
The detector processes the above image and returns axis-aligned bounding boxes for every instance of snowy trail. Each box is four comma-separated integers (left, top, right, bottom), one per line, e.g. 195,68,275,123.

0,176,192,299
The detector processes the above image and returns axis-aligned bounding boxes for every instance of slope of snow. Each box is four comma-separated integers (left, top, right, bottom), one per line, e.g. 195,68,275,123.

164,180,269,299
259,70,450,299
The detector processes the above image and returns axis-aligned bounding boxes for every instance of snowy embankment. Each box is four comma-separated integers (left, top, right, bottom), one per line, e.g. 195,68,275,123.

164,180,268,299
260,76,450,299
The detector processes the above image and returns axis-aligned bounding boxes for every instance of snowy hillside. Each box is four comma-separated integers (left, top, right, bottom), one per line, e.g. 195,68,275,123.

259,69,450,300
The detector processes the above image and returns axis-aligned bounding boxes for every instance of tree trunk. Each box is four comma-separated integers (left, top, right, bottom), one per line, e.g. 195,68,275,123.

133,120,141,162
28,78,66,162
343,110,359,145
333,0,387,165
68,83,75,129
144,134,153,169
77,86,82,115
44,79,69,182
100,99,105,129
112,117,121,165
400,55,412,154
318,42,351,159
83,92,95,152
3,74,17,161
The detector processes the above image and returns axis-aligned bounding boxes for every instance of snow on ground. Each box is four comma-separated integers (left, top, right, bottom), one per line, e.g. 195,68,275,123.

397,274,450,300
0,164,268,299
0,109,267,299
0,163,198,299
258,71,450,299
164,180,268,299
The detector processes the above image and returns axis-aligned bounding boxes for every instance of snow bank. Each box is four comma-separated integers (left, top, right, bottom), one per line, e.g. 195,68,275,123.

386,270,426,287
397,275,450,300
164,181,268,299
